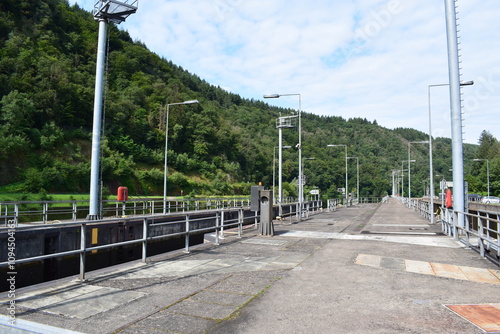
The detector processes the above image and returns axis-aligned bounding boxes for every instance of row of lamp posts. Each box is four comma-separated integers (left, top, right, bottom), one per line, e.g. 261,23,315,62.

396,80,474,224
265,94,361,216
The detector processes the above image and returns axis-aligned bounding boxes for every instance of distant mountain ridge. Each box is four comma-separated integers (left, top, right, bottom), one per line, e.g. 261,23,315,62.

0,0,481,198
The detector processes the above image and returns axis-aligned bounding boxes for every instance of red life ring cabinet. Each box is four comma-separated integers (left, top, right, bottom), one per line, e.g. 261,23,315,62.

117,186,128,202
445,189,453,209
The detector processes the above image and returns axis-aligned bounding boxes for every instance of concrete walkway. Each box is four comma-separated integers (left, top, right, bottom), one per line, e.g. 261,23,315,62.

1,198,499,333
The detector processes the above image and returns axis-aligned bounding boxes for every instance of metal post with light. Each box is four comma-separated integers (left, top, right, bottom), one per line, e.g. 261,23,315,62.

408,141,429,204
401,160,413,204
88,0,138,220
264,93,302,220
428,80,473,223
473,159,490,197
348,157,359,203
444,0,474,228
163,100,199,214
302,157,315,214
273,145,291,206
327,145,348,204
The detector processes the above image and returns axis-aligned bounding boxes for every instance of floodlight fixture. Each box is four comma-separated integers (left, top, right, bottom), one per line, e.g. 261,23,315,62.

263,94,280,99
94,0,138,23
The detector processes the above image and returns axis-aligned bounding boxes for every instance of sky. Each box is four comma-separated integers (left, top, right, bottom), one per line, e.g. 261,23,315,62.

69,0,500,145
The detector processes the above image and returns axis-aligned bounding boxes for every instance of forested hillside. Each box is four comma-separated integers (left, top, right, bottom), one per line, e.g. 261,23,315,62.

1,0,491,200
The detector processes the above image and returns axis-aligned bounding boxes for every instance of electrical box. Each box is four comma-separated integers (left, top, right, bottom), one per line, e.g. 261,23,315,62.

259,190,274,236
250,185,264,211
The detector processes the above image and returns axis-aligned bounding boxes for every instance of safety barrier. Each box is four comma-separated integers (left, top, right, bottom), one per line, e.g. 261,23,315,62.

440,209,499,265
326,197,385,212
0,198,251,226
0,208,255,282
396,196,499,266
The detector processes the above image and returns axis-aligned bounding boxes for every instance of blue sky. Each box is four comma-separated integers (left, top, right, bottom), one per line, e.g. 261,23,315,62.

69,0,500,144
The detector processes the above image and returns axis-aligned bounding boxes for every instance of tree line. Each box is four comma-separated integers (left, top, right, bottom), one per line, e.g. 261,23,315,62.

1,0,495,200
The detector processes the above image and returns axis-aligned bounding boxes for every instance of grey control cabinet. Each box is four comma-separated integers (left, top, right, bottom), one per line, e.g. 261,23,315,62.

250,185,264,211
259,190,274,236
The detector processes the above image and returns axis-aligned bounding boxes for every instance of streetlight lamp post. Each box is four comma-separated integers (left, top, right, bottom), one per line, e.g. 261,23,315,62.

408,141,429,204
327,144,348,204
303,157,315,207
163,100,199,214
273,145,291,206
473,159,490,197
87,0,138,220
428,81,473,224
264,93,302,219
401,160,413,204
348,157,359,203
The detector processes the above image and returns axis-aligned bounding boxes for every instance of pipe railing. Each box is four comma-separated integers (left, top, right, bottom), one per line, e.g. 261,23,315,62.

0,198,252,226
326,197,386,212
0,200,324,285
397,195,499,266
0,207,255,281
440,208,499,265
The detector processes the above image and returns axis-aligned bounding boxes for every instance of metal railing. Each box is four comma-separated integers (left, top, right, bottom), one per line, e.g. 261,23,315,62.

441,208,499,265
0,207,256,281
327,199,340,212
326,197,385,212
0,197,251,226
398,196,499,266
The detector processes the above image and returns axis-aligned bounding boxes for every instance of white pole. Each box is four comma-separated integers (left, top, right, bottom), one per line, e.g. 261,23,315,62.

88,19,107,220
444,0,465,227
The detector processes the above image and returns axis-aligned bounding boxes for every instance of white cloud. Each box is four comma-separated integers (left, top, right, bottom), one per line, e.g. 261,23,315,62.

71,0,499,144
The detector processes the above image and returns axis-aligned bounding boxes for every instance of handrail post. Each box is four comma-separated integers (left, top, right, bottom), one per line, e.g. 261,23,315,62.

220,210,225,239
142,218,148,263
79,223,86,281
14,203,18,226
43,202,48,224
215,211,220,245
184,214,190,253
478,217,485,257
238,208,242,238
453,211,459,241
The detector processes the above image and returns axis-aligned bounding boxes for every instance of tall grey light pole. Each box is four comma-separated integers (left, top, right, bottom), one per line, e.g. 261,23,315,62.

473,159,490,197
88,0,138,220
408,141,429,203
273,145,291,206
401,160,413,202
264,93,302,219
327,145,347,203
348,157,359,203
302,157,315,195
428,81,473,223
163,100,199,214
444,0,474,227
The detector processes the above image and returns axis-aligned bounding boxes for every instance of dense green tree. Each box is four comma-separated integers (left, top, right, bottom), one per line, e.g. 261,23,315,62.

0,0,485,199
